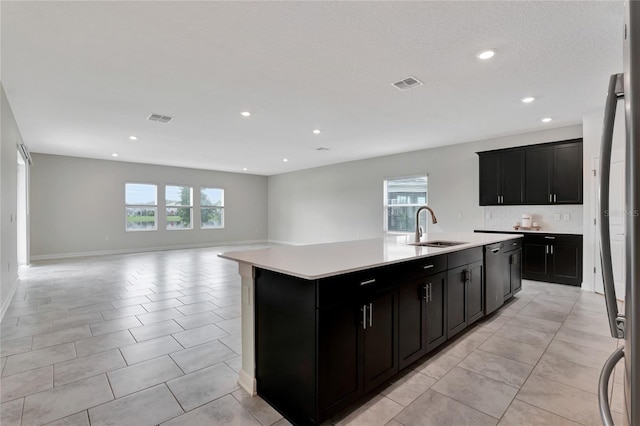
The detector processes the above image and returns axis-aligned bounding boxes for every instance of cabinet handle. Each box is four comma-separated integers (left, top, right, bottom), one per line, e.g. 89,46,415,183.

423,284,428,300
369,303,373,327
544,236,556,240
428,283,432,302
423,264,434,270
549,194,552,203
500,195,504,204
512,242,518,246
550,245,554,255
545,245,549,254
554,194,557,203
497,195,500,204
360,279,376,286
362,305,367,330
491,247,500,253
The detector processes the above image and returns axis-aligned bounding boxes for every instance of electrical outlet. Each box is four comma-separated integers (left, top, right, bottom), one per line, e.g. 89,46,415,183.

563,213,571,221
485,213,492,220
554,213,561,221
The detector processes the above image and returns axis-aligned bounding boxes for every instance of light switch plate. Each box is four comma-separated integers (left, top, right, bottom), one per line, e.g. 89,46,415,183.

554,213,561,221
563,213,571,221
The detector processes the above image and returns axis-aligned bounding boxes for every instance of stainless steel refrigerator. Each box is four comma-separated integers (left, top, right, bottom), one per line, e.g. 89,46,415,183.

598,2,640,425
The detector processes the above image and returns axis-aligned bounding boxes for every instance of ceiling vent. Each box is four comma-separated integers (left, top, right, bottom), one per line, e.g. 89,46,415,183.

147,113,173,123
392,76,423,91
315,147,330,151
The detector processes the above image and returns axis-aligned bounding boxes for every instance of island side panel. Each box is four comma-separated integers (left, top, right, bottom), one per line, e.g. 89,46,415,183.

255,268,317,425
238,262,257,395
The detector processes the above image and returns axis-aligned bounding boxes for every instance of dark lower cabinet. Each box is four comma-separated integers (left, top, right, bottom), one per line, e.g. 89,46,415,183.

504,247,522,299
447,258,484,339
398,271,446,370
522,234,583,285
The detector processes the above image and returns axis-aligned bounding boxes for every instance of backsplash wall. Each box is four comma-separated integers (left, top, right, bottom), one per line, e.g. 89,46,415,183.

483,205,584,234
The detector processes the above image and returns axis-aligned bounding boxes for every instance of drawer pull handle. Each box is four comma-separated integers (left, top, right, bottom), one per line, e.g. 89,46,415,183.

491,248,500,253
544,236,556,240
360,279,376,286
512,242,518,246
423,264,435,269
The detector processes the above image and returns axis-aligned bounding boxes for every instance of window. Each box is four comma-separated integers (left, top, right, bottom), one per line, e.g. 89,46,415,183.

166,185,193,230
384,176,428,233
201,187,224,229
125,183,157,231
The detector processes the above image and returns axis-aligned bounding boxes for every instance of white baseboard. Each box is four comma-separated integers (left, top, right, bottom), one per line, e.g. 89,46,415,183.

30,239,269,261
0,277,19,323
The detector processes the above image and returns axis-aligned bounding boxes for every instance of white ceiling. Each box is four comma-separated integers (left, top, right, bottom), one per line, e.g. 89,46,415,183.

1,1,624,176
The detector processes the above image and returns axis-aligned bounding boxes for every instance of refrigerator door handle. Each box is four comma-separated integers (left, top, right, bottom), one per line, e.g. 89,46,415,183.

599,73,626,339
598,346,624,426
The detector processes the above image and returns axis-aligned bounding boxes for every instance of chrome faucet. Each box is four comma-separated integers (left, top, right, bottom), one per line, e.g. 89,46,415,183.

415,206,438,243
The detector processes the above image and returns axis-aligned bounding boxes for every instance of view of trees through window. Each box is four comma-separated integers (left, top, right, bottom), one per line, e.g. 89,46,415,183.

384,176,428,233
166,185,193,230
125,183,158,231
201,188,224,229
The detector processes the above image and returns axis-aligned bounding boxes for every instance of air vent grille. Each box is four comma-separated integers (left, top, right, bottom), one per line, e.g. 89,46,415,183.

315,147,330,151
392,76,423,91
147,113,173,123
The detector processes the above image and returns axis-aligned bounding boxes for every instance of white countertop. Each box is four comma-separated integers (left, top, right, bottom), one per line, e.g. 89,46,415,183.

219,232,523,280
476,228,583,235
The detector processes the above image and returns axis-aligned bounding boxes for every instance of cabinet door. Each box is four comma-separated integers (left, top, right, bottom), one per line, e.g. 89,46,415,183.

550,242,582,285
501,150,525,204
425,272,447,353
553,142,583,204
479,153,501,206
318,302,363,419
525,146,553,204
447,265,467,338
398,280,427,370
522,241,549,281
363,289,398,393
466,261,484,325
509,249,522,296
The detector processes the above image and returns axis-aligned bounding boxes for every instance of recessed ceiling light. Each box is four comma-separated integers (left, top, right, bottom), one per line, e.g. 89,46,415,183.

129,136,137,140
313,129,321,134
283,158,288,162
111,153,118,157
476,50,495,60
522,97,535,103
243,167,247,171
541,117,552,123
241,111,251,117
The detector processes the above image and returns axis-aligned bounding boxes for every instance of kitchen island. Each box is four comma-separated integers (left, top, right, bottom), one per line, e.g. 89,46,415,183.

219,232,522,425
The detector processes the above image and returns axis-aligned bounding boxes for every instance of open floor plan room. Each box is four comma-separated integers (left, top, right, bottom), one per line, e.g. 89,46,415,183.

0,246,623,426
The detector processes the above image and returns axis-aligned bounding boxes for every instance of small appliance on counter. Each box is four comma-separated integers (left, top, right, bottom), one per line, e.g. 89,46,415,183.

513,214,541,231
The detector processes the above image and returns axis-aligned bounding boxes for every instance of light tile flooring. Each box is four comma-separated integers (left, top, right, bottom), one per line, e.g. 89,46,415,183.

0,245,625,426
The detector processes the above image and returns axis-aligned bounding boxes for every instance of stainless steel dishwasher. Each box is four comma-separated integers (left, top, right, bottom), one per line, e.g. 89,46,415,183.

484,242,504,315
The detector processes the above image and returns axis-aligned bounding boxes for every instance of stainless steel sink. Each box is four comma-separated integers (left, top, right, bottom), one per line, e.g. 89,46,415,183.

410,240,468,247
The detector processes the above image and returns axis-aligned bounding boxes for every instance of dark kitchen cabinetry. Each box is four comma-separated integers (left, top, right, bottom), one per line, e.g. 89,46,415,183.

398,269,447,370
478,138,583,206
256,266,398,425
525,140,583,204
504,242,523,299
522,234,583,286
478,149,525,205
446,248,484,339
484,239,523,315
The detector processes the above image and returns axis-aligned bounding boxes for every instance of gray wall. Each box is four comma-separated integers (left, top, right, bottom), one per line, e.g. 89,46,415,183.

1,85,21,316
268,125,583,244
30,154,268,258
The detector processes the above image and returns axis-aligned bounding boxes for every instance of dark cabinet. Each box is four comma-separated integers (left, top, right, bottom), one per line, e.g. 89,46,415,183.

484,239,523,314
479,150,525,205
504,246,522,299
525,141,583,204
479,139,583,206
522,234,583,286
447,248,484,339
398,271,446,370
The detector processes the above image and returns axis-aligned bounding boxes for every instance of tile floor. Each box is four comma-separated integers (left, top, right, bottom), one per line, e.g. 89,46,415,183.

0,245,625,426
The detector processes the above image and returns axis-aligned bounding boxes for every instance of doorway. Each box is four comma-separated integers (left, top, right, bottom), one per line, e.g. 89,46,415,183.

17,149,28,265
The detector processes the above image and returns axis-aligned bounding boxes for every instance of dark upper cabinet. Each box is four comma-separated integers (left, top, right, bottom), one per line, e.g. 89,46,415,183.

479,150,525,205
480,139,583,206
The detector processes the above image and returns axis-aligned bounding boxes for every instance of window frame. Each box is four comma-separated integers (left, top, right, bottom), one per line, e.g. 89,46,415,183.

125,182,158,232
165,184,194,231
383,174,429,234
200,186,225,230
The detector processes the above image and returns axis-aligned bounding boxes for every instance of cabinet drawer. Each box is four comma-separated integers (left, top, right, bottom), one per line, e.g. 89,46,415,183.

448,247,483,269
392,255,447,280
504,238,522,251
317,267,392,308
